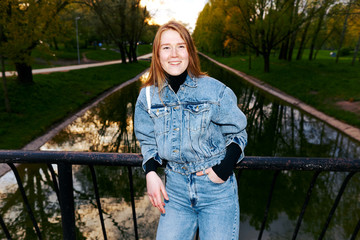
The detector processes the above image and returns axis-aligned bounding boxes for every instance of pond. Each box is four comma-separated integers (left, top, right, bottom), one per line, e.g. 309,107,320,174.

1,56,360,239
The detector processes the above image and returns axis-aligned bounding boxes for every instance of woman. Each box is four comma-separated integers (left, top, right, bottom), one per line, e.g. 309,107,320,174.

134,21,247,240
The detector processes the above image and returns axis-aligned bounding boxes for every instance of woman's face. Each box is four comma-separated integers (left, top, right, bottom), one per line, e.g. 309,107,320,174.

159,29,189,76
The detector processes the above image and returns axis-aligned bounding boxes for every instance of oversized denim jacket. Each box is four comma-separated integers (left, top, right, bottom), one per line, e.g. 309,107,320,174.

134,74,247,175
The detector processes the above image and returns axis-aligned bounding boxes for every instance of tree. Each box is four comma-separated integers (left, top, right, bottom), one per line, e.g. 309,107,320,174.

0,9,11,112
352,32,360,65
82,0,149,63
225,0,311,72
308,0,334,60
278,0,301,61
335,0,355,63
193,0,228,56
0,0,72,84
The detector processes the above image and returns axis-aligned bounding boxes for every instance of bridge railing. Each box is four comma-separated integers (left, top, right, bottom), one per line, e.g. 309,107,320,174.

0,150,359,240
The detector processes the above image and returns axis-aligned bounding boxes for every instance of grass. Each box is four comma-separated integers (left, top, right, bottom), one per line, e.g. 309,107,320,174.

0,60,150,149
206,49,360,129
3,44,153,70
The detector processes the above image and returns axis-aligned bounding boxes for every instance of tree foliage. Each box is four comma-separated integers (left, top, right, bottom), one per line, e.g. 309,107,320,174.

0,0,72,83
194,0,360,72
81,0,150,63
193,1,227,56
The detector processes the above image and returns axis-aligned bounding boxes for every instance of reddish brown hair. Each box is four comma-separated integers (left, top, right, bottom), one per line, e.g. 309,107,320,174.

143,21,205,91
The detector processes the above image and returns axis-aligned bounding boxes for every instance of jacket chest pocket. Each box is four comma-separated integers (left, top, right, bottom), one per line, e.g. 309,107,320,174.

149,107,170,136
184,103,211,132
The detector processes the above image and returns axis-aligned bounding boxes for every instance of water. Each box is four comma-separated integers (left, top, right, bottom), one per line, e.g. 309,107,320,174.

1,57,360,239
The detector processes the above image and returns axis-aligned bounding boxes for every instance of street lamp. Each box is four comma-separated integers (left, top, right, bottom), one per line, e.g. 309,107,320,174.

75,17,80,65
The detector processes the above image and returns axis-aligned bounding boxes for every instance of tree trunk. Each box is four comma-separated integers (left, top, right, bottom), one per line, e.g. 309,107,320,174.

125,43,132,63
1,55,11,112
132,43,138,62
296,20,311,60
53,37,59,50
118,43,127,64
309,11,325,61
128,42,135,63
263,52,270,72
336,0,353,63
278,41,288,60
287,30,298,61
352,32,360,66
248,46,252,70
15,62,33,84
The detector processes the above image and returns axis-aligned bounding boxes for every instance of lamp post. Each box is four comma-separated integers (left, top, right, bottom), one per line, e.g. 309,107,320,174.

75,17,80,65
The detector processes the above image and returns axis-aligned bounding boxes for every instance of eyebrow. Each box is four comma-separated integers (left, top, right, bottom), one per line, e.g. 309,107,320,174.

160,42,186,47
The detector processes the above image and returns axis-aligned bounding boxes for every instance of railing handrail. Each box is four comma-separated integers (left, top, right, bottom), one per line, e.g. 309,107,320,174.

1,150,360,239
0,150,359,171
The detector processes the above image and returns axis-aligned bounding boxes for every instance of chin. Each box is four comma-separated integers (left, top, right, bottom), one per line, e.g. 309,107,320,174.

167,69,185,76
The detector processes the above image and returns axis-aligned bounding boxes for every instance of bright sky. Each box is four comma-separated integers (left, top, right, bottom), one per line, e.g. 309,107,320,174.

140,0,208,33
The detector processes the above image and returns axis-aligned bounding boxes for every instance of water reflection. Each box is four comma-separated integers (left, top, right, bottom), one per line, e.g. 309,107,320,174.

200,57,360,159
1,57,360,239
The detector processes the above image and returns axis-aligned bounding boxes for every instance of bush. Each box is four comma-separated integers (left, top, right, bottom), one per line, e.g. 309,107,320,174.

339,47,352,56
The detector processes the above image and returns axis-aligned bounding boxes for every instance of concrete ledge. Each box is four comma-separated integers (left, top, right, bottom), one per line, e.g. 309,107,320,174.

199,52,360,144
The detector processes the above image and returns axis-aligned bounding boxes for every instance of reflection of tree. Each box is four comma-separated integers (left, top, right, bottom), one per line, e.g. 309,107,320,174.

200,55,360,237
0,164,85,239
200,54,360,159
72,165,149,239
92,80,142,153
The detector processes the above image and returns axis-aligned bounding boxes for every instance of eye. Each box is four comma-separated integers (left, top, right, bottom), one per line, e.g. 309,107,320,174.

179,45,186,48
162,46,170,50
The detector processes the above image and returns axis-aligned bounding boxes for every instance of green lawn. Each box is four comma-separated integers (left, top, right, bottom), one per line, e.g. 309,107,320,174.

3,44,153,70
206,50,360,129
0,61,150,149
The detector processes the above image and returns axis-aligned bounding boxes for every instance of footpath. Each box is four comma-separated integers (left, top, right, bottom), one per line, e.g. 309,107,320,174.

4,53,152,77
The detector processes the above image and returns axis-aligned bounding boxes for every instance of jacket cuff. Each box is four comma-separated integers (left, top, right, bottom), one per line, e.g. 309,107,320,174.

212,143,242,181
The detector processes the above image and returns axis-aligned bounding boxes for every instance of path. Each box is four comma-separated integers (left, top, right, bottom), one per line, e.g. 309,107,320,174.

4,53,152,77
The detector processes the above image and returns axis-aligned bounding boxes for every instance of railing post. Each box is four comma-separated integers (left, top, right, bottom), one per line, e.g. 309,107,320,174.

127,166,139,240
58,163,76,240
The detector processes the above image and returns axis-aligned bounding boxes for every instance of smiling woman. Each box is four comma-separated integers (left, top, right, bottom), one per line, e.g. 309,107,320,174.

134,21,248,240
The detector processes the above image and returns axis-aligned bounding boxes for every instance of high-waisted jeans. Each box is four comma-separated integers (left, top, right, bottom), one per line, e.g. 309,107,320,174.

156,169,239,240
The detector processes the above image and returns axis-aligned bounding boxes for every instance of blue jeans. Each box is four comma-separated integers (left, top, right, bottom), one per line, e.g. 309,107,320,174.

156,169,239,240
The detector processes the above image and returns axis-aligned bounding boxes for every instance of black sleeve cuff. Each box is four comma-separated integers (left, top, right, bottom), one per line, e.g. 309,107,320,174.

144,158,161,175
212,143,242,181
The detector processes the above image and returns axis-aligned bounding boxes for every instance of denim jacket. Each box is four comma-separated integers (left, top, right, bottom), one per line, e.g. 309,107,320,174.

134,74,247,175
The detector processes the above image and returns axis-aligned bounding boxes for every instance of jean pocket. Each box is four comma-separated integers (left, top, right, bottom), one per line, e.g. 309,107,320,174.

205,174,227,185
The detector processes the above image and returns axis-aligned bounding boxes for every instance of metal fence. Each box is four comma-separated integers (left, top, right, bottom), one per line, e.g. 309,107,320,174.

0,150,360,240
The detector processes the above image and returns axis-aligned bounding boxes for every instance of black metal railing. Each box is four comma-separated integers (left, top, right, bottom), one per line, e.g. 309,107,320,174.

0,150,360,240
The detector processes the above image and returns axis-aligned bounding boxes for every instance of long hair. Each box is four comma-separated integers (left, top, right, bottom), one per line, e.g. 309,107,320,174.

143,21,205,91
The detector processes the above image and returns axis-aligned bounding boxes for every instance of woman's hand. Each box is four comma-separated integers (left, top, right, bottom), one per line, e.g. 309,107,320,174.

146,171,169,214
196,167,225,184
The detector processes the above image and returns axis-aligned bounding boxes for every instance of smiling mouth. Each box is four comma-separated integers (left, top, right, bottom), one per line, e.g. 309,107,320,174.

169,61,181,65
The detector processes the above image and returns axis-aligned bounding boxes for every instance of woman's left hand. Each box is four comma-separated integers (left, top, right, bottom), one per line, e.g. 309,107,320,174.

196,167,225,184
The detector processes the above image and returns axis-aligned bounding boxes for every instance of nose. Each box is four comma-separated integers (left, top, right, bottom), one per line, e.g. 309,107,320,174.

171,47,178,57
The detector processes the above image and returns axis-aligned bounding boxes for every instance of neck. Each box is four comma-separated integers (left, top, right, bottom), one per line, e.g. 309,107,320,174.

167,70,187,93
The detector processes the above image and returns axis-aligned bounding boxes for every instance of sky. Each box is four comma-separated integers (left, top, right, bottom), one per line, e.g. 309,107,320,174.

140,0,208,33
